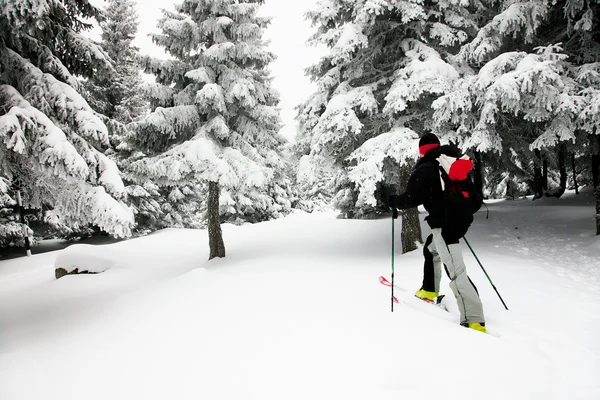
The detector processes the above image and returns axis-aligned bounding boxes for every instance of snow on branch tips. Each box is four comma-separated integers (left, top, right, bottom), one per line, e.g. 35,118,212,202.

140,57,190,84
234,22,261,40
142,83,175,107
384,40,459,115
313,85,377,153
202,115,230,139
17,33,80,88
86,186,134,238
348,128,418,207
459,1,549,64
230,2,260,19
204,42,236,62
5,49,110,146
394,0,426,24
195,83,227,113
1,0,51,27
185,67,216,84
331,23,368,65
139,105,200,139
222,148,268,189
96,152,127,198
0,85,90,180
577,63,600,133
226,78,256,108
431,78,474,128
46,184,134,238
64,30,113,74
129,137,233,185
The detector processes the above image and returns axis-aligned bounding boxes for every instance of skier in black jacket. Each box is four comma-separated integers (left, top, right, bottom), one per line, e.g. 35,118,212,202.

388,133,486,333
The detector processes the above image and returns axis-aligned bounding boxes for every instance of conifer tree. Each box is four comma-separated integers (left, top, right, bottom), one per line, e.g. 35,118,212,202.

85,0,147,133
297,0,491,249
432,0,600,230
0,0,134,243
128,0,291,258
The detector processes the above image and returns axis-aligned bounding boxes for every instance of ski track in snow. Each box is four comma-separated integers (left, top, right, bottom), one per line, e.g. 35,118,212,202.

1,192,599,399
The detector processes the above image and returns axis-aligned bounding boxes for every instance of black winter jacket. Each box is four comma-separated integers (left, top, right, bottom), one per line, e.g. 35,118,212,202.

390,145,472,235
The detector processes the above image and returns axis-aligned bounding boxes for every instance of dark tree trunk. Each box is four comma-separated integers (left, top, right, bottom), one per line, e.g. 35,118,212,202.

592,136,600,189
594,155,600,188
572,152,579,195
556,145,567,198
591,134,600,235
596,185,600,235
208,181,225,260
401,208,422,253
473,151,484,199
542,156,548,191
399,164,422,253
505,179,514,199
533,149,544,199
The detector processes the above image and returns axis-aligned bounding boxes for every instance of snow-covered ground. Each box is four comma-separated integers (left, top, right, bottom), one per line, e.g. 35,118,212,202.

1,190,599,399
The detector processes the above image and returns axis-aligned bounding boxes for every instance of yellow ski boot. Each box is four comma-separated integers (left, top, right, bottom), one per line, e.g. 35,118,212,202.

415,289,439,303
461,322,487,333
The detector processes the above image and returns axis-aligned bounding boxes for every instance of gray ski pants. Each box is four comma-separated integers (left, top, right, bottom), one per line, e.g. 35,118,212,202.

428,228,485,324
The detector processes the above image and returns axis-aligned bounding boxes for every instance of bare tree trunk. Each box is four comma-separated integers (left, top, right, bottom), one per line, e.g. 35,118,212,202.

594,135,600,235
596,186,600,235
401,208,422,253
542,156,548,191
399,164,422,253
592,135,600,189
572,152,579,195
505,179,514,199
208,181,225,260
533,149,544,199
556,145,567,198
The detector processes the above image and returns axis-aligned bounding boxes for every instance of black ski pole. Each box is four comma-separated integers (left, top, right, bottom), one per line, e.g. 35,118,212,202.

391,209,397,312
463,236,509,310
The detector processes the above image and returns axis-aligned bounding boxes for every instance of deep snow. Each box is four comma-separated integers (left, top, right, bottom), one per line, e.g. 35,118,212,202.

1,191,599,399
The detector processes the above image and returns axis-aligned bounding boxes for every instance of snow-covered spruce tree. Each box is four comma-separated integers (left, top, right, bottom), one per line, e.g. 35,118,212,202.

128,0,291,258
0,0,134,242
87,0,147,127
298,0,489,249
433,0,600,200
83,0,162,235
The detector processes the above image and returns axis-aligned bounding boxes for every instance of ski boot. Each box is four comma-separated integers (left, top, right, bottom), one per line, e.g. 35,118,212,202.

461,322,487,333
415,289,438,304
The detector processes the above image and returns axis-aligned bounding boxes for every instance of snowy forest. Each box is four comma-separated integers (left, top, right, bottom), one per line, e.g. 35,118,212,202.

1,0,600,257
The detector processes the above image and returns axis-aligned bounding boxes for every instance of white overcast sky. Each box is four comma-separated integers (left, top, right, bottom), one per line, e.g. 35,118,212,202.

89,0,324,141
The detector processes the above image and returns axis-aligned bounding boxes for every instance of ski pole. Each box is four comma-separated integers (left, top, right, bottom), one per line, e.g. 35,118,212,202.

463,236,509,310
391,208,398,312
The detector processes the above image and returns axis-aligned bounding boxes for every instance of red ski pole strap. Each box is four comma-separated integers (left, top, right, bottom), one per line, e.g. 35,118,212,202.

379,276,399,303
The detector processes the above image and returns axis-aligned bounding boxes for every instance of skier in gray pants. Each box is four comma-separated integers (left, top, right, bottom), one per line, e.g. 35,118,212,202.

388,133,486,333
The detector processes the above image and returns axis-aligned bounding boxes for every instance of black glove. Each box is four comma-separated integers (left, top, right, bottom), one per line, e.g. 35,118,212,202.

387,195,400,209
388,195,400,219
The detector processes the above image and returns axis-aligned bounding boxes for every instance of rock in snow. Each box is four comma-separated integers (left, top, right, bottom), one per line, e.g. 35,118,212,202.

54,244,116,279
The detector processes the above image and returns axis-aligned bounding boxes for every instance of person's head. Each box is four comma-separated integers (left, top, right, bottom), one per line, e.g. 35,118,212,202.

418,133,440,157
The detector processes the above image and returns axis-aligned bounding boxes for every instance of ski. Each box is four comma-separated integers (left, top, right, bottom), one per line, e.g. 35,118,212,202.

379,276,449,312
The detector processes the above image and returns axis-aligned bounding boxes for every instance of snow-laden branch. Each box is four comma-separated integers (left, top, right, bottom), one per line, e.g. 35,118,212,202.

458,1,549,64
384,39,460,115
5,48,110,145
129,135,267,189
347,127,418,207
0,84,90,179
